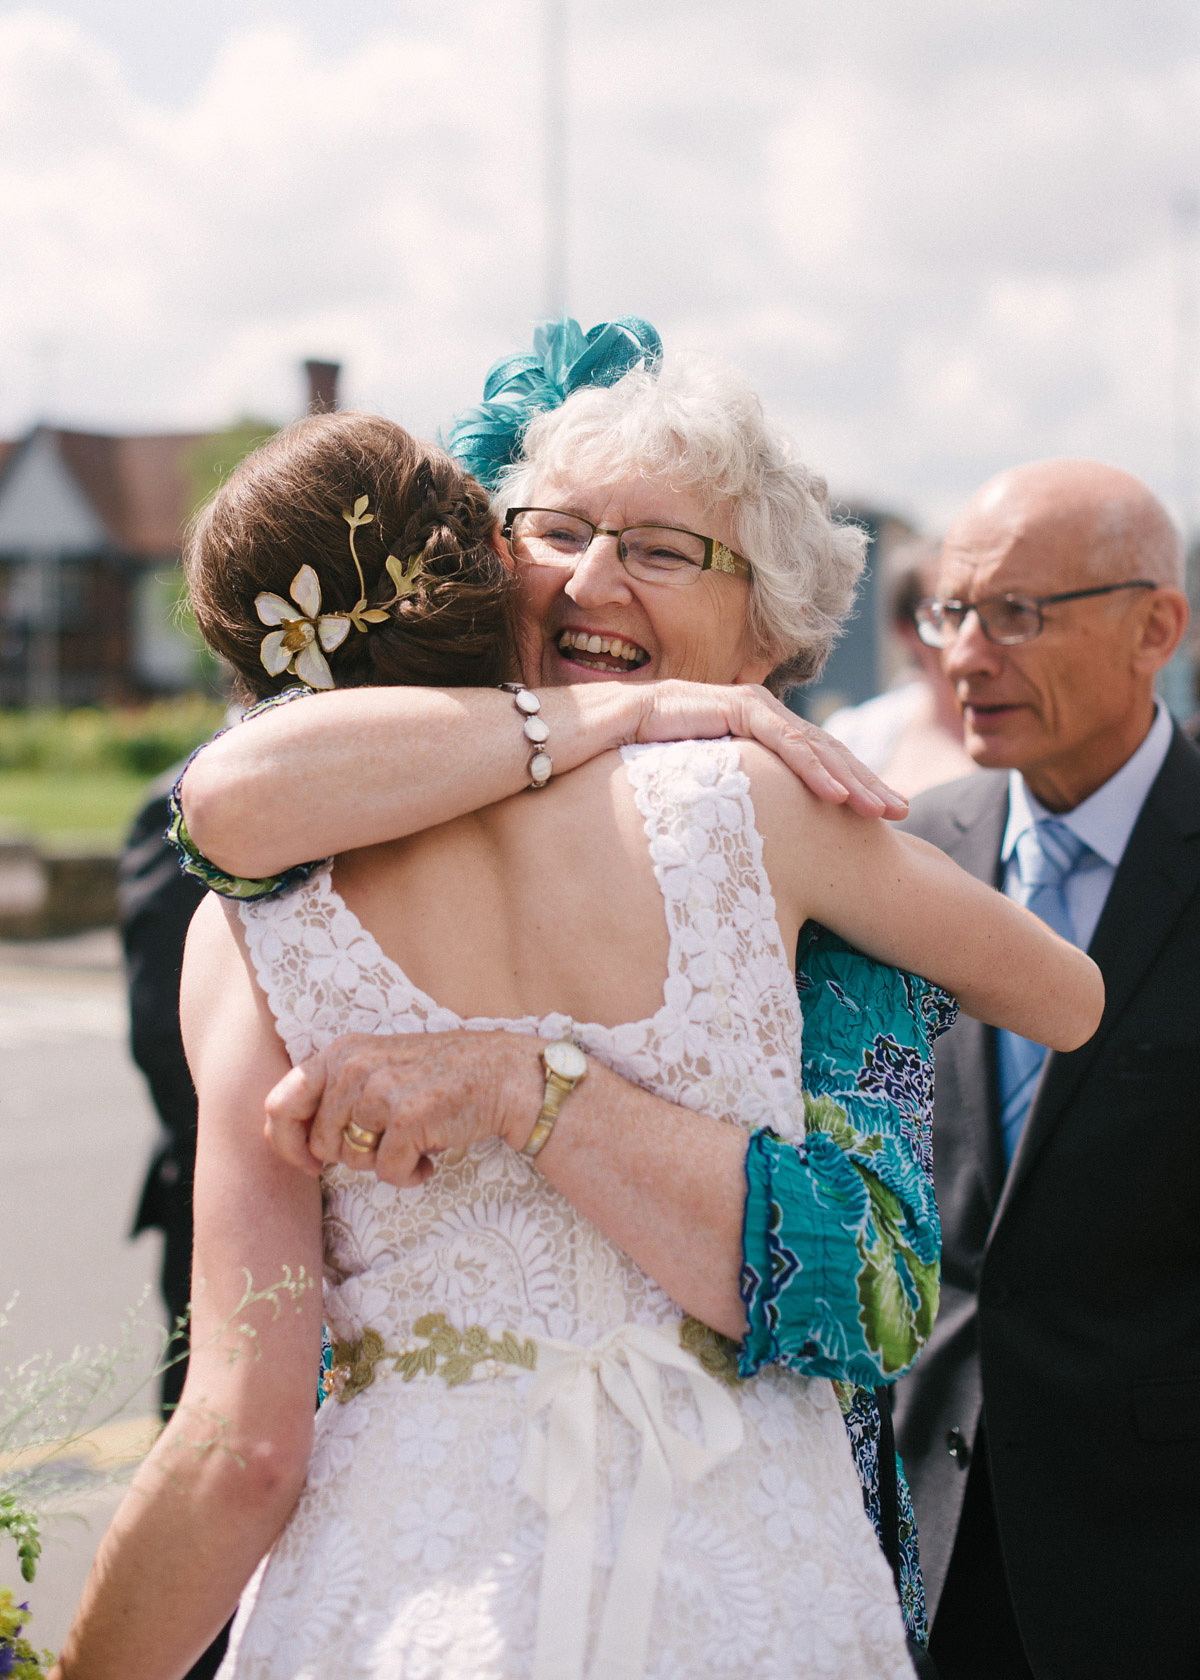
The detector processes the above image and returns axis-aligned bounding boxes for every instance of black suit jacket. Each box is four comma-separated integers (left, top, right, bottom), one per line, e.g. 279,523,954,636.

118,767,206,1244
893,727,1200,1680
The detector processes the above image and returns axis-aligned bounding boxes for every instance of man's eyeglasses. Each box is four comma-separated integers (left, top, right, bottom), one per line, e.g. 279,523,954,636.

503,507,753,588
914,580,1157,648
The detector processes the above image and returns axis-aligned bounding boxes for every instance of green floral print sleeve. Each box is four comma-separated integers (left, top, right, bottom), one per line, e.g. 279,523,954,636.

166,687,328,901
739,922,952,1386
739,922,955,1647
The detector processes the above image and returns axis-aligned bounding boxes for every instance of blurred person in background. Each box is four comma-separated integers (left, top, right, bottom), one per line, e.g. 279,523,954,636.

892,458,1199,1680
118,754,234,1680
121,751,231,1421
824,537,976,798
1185,628,1200,743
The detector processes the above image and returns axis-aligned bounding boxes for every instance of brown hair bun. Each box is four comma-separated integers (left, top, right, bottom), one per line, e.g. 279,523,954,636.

184,411,515,701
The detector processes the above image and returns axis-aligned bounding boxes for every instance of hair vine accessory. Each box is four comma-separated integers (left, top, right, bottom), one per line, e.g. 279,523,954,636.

255,494,424,689
343,495,423,627
445,316,663,491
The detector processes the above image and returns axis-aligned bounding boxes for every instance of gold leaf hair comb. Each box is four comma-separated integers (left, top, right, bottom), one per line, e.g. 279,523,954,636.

255,495,424,688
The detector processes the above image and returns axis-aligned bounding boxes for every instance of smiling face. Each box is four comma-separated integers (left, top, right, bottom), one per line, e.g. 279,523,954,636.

513,471,772,688
938,461,1186,810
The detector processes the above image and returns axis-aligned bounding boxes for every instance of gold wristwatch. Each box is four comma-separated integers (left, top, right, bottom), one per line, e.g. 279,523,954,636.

521,1040,588,1160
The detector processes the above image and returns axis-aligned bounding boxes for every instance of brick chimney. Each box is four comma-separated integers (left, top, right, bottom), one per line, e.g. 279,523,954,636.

304,360,341,413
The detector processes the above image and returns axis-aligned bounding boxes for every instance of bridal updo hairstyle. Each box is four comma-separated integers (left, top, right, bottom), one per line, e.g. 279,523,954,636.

185,412,515,702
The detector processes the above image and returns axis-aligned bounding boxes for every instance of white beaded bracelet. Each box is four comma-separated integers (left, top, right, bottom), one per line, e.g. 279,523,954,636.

498,682,552,788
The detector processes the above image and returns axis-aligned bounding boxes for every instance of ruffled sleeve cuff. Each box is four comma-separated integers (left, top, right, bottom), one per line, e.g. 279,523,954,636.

740,1125,905,1386
738,1129,785,1374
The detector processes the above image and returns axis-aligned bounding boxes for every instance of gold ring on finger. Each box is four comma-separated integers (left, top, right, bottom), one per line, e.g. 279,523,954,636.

343,1121,382,1153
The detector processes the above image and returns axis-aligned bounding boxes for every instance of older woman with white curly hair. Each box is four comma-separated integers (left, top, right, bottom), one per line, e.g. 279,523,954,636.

496,353,864,697
60,321,1100,1680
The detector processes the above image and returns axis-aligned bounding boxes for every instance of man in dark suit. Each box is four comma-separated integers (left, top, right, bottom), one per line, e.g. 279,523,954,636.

119,764,228,1680
119,763,207,1417
892,458,1199,1680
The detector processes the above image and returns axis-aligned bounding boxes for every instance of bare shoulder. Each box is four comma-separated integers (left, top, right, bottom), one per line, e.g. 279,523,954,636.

734,738,857,841
734,738,897,927
183,889,241,973
181,893,273,1051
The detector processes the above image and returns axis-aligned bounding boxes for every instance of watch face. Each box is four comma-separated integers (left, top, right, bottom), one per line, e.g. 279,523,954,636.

544,1040,587,1081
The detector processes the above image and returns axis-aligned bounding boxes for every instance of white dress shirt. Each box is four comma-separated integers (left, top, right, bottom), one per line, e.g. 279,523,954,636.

1000,700,1174,951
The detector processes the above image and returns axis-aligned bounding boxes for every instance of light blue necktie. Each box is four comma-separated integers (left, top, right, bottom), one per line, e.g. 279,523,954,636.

996,818,1093,1163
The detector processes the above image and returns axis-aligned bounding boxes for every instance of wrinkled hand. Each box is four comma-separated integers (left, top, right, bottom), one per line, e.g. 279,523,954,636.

264,1029,542,1185
634,680,907,819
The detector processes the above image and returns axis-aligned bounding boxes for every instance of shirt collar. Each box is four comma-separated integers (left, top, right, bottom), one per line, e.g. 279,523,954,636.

1001,700,1174,867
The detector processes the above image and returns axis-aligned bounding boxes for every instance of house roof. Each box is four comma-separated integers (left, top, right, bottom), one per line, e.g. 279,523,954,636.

56,429,208,557
0,426,208,559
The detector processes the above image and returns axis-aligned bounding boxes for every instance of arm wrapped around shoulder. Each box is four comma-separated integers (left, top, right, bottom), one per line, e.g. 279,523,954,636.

871,829,1105,1051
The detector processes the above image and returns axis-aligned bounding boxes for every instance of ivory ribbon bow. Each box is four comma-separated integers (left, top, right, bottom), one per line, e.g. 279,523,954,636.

519,1321,744,1680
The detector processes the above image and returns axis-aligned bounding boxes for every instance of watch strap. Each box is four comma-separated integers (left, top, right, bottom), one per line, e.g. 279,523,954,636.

522,1064,582,1160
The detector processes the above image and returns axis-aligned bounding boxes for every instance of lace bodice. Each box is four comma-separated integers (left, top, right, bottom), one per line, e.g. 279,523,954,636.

238,739,807,1348
245,739,806,1126
224,739,910,1680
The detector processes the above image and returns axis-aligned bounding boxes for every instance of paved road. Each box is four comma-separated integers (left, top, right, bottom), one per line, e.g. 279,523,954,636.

0,929,164,1651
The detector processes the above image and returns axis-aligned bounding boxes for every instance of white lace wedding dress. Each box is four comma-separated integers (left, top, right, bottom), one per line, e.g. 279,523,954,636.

221,740,912,1680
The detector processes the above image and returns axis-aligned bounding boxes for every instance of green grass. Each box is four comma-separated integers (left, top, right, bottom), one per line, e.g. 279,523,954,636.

0,698,225,850
0,699,225,777
0,771,153,850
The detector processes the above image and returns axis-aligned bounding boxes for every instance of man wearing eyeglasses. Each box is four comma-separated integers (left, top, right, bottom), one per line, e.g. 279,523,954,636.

891,457,1199,1680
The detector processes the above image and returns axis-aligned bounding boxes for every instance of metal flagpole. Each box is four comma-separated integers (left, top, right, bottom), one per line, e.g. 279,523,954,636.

543,0,568,320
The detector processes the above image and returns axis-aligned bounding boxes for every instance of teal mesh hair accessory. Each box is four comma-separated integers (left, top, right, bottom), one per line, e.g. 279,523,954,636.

445,316,663,491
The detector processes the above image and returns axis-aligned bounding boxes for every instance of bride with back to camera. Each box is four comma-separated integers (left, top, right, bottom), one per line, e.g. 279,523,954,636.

52,330,1102,1680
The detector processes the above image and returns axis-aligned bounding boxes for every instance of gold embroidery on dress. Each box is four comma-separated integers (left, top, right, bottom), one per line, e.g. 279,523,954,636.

326,1313,538,1402
323,1313,735,1403
679,1315,743,1387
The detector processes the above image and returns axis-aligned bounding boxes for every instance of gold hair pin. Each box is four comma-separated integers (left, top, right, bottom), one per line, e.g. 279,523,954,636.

255,496,423,688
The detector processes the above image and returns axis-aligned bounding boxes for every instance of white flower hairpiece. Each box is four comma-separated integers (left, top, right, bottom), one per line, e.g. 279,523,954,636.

255,495,424,689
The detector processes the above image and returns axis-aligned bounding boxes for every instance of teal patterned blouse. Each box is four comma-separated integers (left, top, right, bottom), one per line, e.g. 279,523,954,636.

740,923,951,1386
740,922,955,1644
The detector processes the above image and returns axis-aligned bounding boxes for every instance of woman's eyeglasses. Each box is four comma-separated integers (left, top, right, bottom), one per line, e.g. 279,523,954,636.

914,580,1157,648
503,507,753,588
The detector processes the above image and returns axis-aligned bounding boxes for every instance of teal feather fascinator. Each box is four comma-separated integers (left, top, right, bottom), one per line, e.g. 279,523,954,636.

445,316,663,491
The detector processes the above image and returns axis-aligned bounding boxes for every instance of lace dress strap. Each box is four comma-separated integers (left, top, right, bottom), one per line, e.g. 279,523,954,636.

238,864,468,1067
619,739,806,1141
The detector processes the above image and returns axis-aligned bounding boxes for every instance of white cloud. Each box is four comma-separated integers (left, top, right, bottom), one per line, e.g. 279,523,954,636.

2,1,1200,529
0,6,544,433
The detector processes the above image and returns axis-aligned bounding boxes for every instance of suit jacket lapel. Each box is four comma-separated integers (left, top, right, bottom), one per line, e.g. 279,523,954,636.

936,771,1010,886
932,774,1011,1212
994,730,1200,1230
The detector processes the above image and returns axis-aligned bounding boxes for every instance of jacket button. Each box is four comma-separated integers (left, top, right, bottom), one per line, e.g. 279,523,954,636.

946,1428,971,1468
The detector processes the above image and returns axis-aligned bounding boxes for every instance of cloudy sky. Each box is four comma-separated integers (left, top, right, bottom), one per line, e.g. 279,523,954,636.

3,0,1200,529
